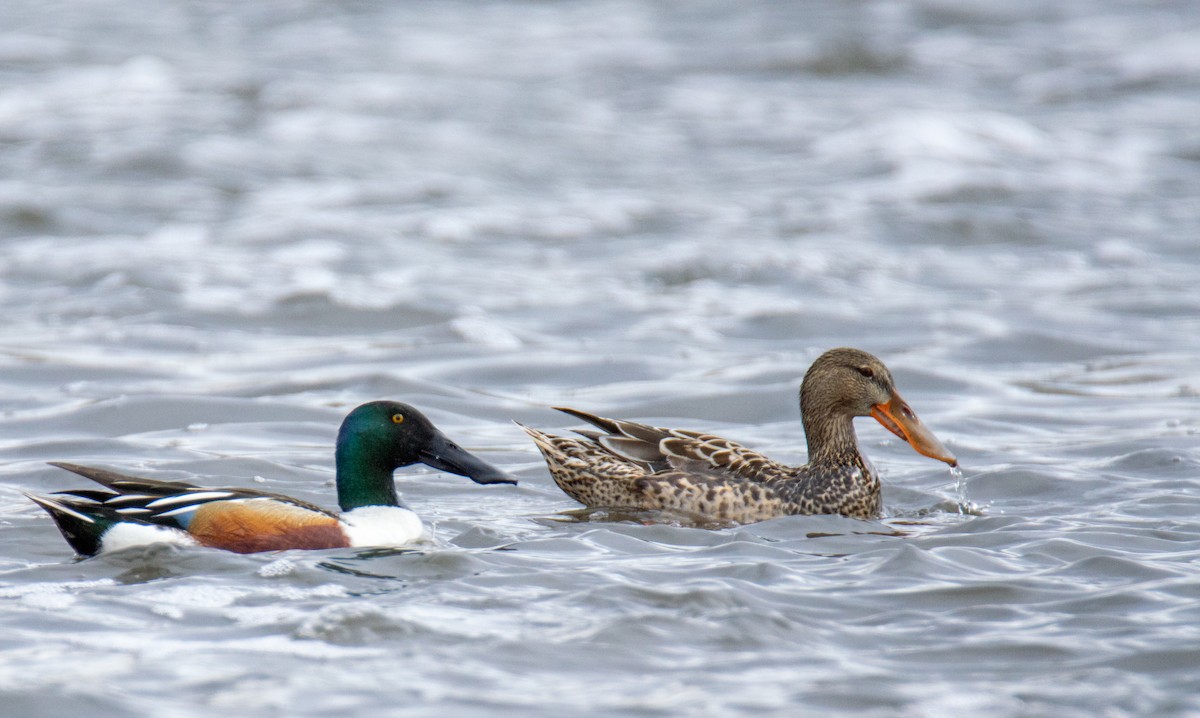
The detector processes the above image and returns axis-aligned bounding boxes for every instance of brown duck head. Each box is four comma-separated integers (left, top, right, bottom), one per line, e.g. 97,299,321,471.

800,348,957,467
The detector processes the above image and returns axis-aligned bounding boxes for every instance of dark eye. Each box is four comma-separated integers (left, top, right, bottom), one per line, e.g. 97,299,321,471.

392,413,405,424
856,366,874,379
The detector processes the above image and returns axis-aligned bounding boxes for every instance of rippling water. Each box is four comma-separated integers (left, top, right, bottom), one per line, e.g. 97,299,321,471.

2,1,1200,716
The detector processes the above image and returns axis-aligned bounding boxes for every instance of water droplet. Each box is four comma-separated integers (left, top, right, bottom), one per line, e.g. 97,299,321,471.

950,465,979,515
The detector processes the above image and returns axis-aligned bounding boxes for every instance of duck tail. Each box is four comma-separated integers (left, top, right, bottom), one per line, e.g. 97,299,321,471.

25,493,116,557
514,422,565,460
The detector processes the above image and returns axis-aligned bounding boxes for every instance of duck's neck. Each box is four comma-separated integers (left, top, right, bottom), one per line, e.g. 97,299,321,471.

803,412,864,468
335,438,402,512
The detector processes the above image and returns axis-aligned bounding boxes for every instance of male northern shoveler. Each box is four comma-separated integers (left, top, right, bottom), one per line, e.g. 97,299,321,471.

27,401,515,556
522,348,957,524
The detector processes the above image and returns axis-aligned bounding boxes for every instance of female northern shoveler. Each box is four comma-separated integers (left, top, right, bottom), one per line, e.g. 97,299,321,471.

522,348,957,524
27,401,515,556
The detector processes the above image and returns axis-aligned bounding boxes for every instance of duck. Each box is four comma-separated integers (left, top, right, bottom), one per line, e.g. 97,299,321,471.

521,348,957,524
27,400,515,556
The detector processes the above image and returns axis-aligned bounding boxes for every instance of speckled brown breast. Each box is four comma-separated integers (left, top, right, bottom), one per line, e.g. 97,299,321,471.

526,422,883,524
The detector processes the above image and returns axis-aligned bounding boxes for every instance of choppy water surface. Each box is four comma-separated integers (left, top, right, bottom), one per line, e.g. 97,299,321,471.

2,1,1200,715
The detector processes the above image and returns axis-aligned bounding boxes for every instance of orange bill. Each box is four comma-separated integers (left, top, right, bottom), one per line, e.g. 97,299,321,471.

869,392,958,467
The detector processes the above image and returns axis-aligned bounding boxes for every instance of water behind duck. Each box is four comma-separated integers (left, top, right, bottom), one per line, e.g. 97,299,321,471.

2,1,1199,716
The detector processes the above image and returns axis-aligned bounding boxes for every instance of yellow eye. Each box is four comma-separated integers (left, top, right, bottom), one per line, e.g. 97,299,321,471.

392,413,405,424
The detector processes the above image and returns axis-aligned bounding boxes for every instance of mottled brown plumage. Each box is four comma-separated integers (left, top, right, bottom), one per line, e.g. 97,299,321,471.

523,348,957,524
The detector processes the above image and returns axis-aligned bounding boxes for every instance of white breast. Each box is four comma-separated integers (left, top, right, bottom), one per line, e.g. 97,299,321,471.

100,522,200,553
339,506,427,547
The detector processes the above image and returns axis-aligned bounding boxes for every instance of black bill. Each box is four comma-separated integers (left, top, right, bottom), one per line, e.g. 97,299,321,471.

419,431,517,485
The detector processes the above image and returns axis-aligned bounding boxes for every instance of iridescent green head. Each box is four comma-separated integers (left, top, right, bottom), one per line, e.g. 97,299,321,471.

334,401,515,511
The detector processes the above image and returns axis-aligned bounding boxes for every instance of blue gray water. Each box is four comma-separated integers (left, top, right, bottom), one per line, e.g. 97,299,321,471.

2,1,1199,715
